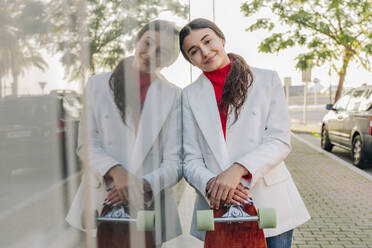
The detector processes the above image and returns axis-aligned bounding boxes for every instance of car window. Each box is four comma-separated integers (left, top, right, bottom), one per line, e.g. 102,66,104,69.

346,89,365,111
359,88,372,111
333,93,351,111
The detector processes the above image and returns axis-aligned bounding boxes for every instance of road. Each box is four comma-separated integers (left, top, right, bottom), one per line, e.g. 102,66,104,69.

293,132,372,176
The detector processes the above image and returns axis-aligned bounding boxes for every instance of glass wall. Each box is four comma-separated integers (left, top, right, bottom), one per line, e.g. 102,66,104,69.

0,0,197,247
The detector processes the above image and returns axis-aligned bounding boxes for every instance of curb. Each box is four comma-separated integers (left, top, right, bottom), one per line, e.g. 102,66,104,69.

291,132,372,182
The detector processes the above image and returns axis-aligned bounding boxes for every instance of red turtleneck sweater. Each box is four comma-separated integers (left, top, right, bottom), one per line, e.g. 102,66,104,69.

203,60,231,139
139,71,152,110
203,59,252,181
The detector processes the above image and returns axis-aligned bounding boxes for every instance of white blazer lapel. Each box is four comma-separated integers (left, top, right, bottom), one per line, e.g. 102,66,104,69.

129,79,176,173
187,74,229,170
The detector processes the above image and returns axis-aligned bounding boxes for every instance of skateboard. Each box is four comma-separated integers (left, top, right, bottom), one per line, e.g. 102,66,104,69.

197,203,276,248
96,205,156,248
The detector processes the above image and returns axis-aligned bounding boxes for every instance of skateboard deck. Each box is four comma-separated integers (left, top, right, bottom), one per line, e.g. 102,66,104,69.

204,203,267,248
97,205,155,248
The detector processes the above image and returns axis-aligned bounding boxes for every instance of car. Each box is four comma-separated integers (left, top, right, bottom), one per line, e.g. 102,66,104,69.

0,93,81,185
321,85,372,168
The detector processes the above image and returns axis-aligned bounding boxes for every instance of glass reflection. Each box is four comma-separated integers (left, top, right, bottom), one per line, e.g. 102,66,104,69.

66,20,184,248
0,0,188,247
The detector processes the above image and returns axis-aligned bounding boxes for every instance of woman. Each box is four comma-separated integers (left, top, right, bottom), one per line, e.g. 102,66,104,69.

66,20,183,247
180,18,310,247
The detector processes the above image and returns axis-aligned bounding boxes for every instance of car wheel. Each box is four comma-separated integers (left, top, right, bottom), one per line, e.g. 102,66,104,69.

321,126,333,152
352,135,367,169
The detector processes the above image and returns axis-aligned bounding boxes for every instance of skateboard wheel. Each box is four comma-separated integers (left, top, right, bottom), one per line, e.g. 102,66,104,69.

136,210,155,231
258,208,276,229
197,210,214,231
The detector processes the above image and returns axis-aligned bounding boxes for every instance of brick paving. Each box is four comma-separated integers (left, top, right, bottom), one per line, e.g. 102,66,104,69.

286,136,372,248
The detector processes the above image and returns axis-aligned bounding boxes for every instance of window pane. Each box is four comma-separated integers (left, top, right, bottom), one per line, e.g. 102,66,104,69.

346,90,364,111
359,89,372,111
334,93,351,110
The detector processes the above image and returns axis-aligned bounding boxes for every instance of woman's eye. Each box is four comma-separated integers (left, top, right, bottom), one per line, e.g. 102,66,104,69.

205,39,210,44
190,50,197,56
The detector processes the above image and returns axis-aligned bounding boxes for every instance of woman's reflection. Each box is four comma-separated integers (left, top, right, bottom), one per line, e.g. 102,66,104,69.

66,20,182,248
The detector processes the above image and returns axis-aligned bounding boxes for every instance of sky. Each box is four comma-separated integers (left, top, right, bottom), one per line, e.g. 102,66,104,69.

5,0,372,96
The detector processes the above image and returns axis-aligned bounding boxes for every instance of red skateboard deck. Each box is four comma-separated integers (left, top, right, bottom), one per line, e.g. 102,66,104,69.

97,205,155,248
204,203,267,248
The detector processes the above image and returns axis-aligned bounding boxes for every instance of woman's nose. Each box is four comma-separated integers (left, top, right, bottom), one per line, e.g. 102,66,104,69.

200,45,210,57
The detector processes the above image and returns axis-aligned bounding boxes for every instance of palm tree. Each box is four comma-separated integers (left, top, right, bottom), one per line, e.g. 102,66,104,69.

0,0,49,96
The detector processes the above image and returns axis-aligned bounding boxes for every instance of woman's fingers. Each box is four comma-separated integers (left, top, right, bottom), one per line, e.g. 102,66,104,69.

105,189,125,206
106,188,120,202
208,183,218,208
220,187,230,203
231,194,248,204
236,184,249,196
107,195,122,206
229,199,241,206
226,188,235,204
105,177,151,208
234,188,249,201
214,187,224,209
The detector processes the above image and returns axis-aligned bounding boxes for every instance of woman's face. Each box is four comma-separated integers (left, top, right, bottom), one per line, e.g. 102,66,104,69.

181,28,230,72
133,30,174,73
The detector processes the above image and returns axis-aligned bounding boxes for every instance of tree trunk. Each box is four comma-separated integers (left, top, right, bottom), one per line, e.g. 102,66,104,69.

334,51,352,104
12,73,18,96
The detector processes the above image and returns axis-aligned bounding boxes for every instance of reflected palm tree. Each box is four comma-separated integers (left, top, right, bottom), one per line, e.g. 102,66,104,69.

0,0,49,96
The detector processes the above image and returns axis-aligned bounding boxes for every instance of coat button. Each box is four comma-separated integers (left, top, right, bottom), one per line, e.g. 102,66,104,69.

249,138,255,143
107,141,112,145
252,111,257,116
104,114,109,119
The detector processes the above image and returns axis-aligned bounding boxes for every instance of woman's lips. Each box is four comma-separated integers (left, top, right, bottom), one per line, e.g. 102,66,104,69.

205,54,216,64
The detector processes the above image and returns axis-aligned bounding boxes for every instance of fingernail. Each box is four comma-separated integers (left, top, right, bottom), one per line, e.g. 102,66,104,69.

244,200,249,204
244,186,249,189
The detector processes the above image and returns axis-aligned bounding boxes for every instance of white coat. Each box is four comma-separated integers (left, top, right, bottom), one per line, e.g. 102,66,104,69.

182,67,310,240
66,69,183,245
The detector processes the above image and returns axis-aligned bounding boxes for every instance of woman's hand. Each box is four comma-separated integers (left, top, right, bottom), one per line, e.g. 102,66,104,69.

227,183,251,206
207,163,248,209
105,165,153,210
105,165,130,206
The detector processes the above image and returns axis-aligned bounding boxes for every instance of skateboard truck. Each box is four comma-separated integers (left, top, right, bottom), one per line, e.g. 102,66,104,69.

219,205,255,223
96,205,155,231
197,205,277,231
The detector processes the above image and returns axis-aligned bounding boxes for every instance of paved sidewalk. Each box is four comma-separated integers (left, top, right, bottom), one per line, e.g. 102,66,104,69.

164,135,372,247
287,136,372,248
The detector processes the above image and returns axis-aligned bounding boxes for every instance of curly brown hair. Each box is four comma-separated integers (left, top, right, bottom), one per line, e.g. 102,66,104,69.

179,18,254,124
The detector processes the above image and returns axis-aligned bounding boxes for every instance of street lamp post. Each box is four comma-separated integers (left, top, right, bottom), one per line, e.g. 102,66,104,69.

313,77,320,105
284,77,291,105
302,68,312,125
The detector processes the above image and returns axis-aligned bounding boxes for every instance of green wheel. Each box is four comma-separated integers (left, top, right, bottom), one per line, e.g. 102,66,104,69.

258,208,276,229
197,210,214,231
136,210,155,231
